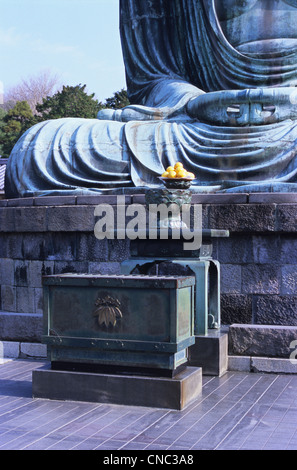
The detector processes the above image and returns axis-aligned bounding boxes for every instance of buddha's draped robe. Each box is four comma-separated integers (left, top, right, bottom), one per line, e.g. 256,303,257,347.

6,0,297,197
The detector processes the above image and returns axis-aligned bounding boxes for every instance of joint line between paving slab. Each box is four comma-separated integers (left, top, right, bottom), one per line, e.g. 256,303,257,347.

214,375,296,450
169,374,249,449
20,404,109,450
251,377,297,450
127,373,242,450
211,375,280,450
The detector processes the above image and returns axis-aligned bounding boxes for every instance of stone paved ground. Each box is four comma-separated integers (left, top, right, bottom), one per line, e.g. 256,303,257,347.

0,359,297,450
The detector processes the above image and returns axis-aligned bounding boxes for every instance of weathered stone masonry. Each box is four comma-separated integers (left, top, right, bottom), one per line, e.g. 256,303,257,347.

0,193,296,345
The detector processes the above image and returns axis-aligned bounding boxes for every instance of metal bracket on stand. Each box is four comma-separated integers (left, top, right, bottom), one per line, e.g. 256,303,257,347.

121,255,221,337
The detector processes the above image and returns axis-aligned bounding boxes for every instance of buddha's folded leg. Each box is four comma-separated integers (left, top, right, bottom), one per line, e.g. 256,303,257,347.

6,112,297,199
5,117,133,198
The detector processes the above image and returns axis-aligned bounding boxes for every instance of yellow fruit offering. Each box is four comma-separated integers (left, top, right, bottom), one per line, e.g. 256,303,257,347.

176,169,187,178
161,164,195,179
174,162,183,169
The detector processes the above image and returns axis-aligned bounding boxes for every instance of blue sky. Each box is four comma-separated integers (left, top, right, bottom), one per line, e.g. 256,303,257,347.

0,0,126,102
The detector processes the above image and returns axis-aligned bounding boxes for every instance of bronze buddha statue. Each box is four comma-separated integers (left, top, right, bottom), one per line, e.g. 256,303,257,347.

6,0,297,197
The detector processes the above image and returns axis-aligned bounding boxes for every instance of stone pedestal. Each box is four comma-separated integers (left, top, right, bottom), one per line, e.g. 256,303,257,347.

188,329,228,376
32,365,202,410
1,193,297,363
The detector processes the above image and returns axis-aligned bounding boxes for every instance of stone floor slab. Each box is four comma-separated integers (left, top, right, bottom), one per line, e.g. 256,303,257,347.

1,360,297,450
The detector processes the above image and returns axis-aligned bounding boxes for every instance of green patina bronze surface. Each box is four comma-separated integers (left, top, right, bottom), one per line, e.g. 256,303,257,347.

42,274,195,372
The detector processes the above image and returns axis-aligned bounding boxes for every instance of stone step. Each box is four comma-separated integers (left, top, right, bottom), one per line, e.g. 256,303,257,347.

0,340,47,360
229,355,297,374
228,324,297,359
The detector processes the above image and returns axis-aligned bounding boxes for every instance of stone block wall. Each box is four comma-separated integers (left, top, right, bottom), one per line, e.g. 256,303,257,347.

204,196,297,326
0,193,296,343
0,196,131,342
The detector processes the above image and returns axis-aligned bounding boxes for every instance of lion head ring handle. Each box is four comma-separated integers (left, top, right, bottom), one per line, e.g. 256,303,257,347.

186,87,297,126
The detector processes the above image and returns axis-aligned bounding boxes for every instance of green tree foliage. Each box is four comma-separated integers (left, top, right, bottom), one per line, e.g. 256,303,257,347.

5,100,34,126
0,108,7,156
0,108,7,120
103,88,130,110
0,101,34,158
36,84,101,120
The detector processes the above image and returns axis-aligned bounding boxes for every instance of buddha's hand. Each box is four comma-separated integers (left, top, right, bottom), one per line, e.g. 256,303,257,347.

97,105,174,122
186,88,297,126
